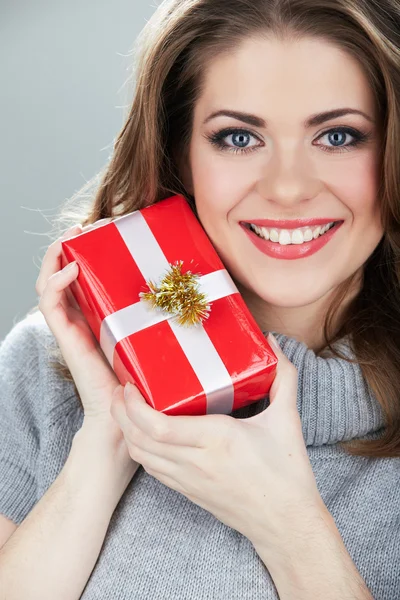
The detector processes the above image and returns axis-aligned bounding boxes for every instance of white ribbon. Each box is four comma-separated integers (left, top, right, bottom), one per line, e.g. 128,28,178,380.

98,210,238,414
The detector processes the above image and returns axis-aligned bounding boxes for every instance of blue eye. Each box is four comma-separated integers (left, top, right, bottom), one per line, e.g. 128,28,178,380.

314,127,370,153
325,131,349,146
205,126,371,155
205,128,261,155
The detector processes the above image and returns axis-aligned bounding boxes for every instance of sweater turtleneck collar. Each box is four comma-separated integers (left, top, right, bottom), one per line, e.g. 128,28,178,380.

231,331,385,447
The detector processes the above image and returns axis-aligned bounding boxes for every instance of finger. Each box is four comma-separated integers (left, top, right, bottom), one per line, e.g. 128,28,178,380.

124,433,181,478
118,404,201,469
123,382,226,448
38,261,79,333
36,224,82,297
56,220,111,309
64,281,81,311
267,333,298,407
59,224,83,312
110,385,135,437
36,219,113,304
109,386,184,473
111,389,171,462
61,223,83,239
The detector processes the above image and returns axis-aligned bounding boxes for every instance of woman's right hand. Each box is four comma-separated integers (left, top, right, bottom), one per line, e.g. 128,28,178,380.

35,220,136,458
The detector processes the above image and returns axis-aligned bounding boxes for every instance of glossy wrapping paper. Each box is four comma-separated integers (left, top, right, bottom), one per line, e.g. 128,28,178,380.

60,194,278,416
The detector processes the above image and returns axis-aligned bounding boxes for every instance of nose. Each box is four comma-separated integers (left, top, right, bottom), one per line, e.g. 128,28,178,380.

256,143,323,208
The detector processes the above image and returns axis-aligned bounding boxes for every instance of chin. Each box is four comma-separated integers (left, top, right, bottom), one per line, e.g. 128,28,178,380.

242,279,336,310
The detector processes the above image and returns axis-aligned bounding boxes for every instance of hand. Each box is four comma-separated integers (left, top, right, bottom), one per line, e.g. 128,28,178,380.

35,220,138,466
110,333,324,545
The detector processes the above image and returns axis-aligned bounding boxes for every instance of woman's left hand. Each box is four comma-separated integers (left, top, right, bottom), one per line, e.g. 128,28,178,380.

110,333,324,545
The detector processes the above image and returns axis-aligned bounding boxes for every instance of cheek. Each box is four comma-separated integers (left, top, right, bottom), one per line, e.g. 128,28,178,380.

322,151,380,221
189,143,252,220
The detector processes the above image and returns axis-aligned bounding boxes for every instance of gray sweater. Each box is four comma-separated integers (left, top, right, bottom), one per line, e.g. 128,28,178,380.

0,309,399,600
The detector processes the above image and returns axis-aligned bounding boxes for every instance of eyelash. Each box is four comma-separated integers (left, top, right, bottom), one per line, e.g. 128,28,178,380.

205,126,372,155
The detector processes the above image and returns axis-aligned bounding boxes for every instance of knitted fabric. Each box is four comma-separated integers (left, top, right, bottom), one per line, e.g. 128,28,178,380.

0,310,398,599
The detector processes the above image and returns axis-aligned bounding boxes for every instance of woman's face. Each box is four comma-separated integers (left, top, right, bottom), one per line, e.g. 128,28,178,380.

183,35,383,314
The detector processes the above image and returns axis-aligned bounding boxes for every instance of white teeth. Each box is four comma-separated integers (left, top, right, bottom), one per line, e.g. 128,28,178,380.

255,225,268,240
303,228,313,242
278,229,291,245
313,226,321,239
291,229,304,244
249,221,336,245
269,229,279,242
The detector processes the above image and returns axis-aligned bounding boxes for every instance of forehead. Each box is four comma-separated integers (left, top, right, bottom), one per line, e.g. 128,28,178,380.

195,35,376,125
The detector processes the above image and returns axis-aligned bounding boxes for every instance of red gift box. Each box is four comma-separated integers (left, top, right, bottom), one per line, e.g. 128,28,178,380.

61,194,277,416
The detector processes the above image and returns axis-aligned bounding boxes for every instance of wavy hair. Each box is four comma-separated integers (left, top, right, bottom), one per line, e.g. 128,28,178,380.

27,0,400,457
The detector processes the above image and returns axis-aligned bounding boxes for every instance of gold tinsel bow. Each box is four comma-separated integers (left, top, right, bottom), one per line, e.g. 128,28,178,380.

139,261,211,327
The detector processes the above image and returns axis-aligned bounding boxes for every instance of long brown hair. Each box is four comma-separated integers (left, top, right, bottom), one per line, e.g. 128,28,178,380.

28,0,400,458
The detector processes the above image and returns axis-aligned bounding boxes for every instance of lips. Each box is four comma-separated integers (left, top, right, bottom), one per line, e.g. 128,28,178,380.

241,220,344,260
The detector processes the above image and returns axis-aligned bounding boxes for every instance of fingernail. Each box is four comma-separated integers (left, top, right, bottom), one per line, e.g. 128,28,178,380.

124,382,133,401
64,261,77,271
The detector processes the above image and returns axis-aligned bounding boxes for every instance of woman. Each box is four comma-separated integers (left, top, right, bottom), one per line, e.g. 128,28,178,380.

0,0,399,598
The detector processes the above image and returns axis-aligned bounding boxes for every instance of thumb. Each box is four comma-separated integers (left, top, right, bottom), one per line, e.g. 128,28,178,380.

241,332,300,427
266,333,299,408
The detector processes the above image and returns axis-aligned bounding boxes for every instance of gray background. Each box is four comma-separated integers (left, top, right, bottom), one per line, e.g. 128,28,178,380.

1,1,157,341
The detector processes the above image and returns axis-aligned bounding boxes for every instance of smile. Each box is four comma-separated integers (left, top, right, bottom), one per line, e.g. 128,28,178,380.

248,221,337,245
241,220,344,260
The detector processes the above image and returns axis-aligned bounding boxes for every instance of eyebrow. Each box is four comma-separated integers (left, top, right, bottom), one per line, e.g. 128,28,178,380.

203,108,375,128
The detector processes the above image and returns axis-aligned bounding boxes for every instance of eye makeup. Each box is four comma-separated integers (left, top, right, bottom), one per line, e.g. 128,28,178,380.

204,126,373,155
